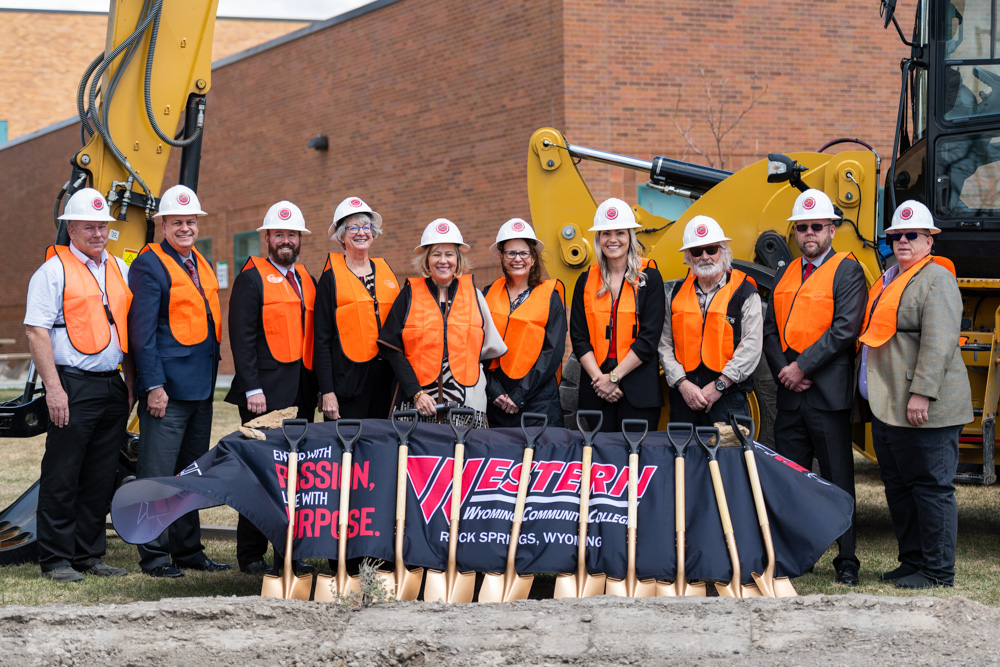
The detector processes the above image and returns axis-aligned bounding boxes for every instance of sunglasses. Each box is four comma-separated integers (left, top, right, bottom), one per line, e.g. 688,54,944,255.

795,222,831,233
689,245,720,258
887,231,929,242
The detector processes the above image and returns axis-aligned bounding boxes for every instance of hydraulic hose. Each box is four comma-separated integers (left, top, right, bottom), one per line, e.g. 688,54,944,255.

143,6,203,148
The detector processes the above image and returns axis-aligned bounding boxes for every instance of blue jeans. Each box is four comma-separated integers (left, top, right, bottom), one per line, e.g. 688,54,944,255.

136,396,213,569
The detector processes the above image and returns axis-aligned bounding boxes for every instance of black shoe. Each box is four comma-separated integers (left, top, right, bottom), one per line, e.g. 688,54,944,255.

293,560,315,576
143,564,184,578
835,564,859,586
41,566,85,583
241,559,270,575
76,560,128,577
173,555,231,572
879,564,918,583
894,572,952,590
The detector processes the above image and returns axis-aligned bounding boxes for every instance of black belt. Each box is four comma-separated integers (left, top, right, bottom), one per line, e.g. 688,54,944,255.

56,365,120,378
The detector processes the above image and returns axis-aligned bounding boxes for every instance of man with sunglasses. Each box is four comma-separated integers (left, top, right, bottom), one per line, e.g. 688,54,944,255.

659,215,762,427
762,188,867,585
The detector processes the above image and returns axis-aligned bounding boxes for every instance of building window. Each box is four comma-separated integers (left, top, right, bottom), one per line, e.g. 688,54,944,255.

195,238,212,264
233,231,259,270
0,121,7,145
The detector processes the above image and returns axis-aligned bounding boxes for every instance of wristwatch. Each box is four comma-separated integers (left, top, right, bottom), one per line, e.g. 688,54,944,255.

609,372,620,384
715,378,728,392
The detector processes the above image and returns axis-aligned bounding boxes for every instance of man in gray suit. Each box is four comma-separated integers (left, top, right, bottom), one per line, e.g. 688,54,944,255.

763,189,867,586
858,200,972,590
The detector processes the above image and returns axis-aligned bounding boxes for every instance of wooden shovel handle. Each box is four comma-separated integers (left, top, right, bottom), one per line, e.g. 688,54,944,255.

708,460,733,535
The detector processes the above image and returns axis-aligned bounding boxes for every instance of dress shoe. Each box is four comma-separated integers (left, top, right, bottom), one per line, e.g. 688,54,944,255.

293,560,315,576
41,566,85,583
173,555,231,572
835,564,859,586
77,560,128,577
879,564,918,583
240,559,270,575
143,564,184,578
894,572,952,590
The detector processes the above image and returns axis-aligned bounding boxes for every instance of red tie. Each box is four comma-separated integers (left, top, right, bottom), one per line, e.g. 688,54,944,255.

803,262,815,280
286,269,302,300
184,259,206,298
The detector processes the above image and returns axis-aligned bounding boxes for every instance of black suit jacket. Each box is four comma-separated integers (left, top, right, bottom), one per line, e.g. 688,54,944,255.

224,259,317,412
762,248,867,412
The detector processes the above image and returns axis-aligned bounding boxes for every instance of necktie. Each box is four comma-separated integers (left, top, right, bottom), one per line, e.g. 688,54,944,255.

286,269,302,300
803,262,815,280
184,259,206,298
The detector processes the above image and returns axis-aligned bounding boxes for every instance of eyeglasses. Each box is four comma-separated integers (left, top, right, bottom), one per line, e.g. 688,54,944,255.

689,245,720,258
346,225,373,233
887,231,929,242
503,250,531,260
795,222,832,233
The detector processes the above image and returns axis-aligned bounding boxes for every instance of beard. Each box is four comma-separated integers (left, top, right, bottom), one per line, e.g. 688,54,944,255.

800,235,833,260
269,241,300,266
691,257,723,279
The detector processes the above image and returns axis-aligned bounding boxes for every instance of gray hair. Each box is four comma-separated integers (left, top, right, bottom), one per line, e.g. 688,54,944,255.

332,212,383,247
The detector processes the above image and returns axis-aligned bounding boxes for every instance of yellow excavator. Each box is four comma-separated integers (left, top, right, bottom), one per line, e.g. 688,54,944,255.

528,0,1000,485
0,0,220,565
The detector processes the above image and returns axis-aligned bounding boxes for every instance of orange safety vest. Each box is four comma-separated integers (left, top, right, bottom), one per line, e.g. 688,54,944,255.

858,255,958,348
45,245,132,355
402,275,484,387
485,278,565,381
772,252,856,353
671,269,754,373
322,253,400,363
583,259,656,366
139,244,221,345
243,257,316,369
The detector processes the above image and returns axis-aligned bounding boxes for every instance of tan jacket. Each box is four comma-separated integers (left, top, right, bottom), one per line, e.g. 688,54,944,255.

865,261,972,428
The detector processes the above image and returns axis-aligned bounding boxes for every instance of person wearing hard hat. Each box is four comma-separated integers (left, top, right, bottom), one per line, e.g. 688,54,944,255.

658,215,762,427
128,184,230,577
314,197,400,421
377,219,506,427
24,188,132,582
483,218,566,427
224,201,318,575
570,198,664,432
762,189,867,586
858,200,971,590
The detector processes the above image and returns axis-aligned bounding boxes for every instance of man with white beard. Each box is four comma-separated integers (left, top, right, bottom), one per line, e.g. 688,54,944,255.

658,215,763,426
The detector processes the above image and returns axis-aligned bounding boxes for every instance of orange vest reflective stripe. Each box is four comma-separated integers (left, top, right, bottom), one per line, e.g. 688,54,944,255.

243,257,316,369
583,259,656,366
402,275,484,387
322,253,400,363
139,244,222,345
671,269,750,373
858,256,958,348
773,252,856,352
45,245,132,355
485,278,564,381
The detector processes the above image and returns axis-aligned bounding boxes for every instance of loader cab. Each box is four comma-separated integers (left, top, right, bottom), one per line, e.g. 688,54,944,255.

887,0,1000,277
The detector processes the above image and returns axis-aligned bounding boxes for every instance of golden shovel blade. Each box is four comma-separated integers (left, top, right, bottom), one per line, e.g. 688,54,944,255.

606,575,657,598
479,570,534,603
655,579,707,597
423,568,476,603
313,571,361,602
554,570,606,599
261,567,313,601
377,564,424,601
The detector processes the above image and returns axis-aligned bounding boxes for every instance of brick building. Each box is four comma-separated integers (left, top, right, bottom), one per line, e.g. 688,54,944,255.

0,0,909,375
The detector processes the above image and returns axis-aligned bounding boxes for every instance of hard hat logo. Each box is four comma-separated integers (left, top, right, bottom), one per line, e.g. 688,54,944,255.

511,221,525,232
278,208,292,221
350,198,362,207
900,207,913,221
606,207,619,221
436,222,450,234
177,193,191,206
695,223,708,237
803,197,816,210
92,198,105,211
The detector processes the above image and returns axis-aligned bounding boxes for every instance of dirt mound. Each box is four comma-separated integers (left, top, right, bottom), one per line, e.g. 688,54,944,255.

1,594,993,666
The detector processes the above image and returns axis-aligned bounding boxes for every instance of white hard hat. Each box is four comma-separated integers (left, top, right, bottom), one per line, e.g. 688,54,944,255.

489,218,544,256
330,196,382,236
58,188,115,222
257,201,311,233
414,218,470,253
679,215,731,251
787,189,839,222
589,198,641,232
154,185,206,217
886,200,941,234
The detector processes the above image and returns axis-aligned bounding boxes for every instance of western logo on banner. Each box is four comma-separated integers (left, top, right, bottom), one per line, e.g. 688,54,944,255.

111,419,853,583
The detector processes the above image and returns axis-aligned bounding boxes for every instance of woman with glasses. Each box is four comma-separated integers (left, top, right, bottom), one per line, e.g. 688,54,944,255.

313,197,400,420
570,198,664,432
858,200,971,590
378,219,506,428
482,219,566,428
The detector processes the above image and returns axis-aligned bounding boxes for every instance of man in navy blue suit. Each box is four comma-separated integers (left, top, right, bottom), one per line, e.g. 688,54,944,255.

128,184,230,578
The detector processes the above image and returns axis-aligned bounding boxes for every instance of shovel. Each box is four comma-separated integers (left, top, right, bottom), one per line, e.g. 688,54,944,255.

606,419,657,598
696,426,761,599
729,413,797,598
656,422,707,597
262,419,315,601
374,410,424,601
315,419,364,602
554,410,607,599
479,412,548,603
423,408,477,603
